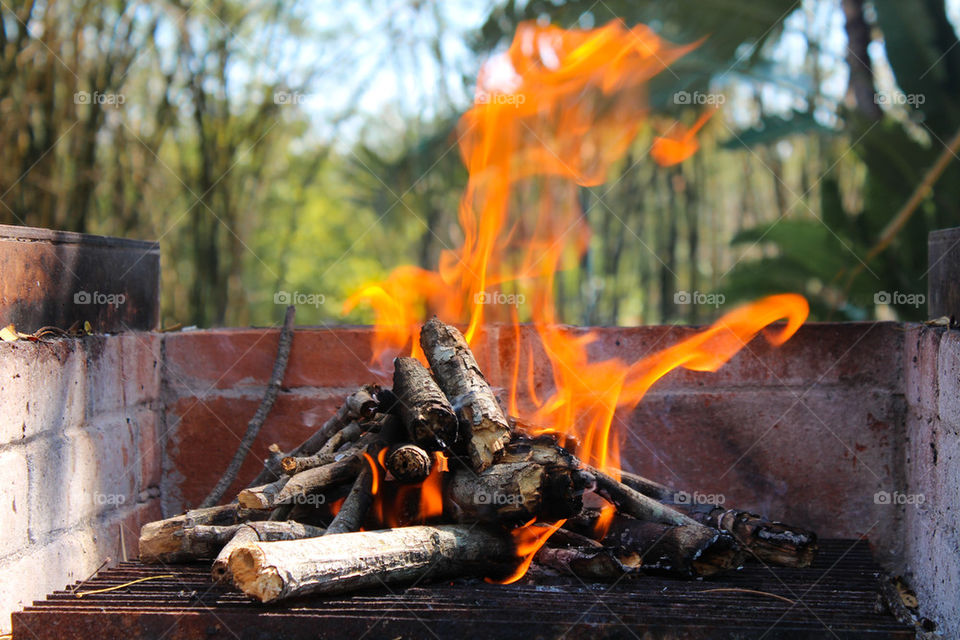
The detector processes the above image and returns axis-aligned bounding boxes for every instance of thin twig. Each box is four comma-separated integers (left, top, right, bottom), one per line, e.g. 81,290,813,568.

201,305,296,507
68,558,111,594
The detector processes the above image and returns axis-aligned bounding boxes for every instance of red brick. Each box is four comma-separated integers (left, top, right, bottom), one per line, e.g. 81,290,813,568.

495,322,904,396
164,328,391,391
165,392,346,509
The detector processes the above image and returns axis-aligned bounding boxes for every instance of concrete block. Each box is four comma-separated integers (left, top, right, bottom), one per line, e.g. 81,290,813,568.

0,340,86,446
0,449,29,560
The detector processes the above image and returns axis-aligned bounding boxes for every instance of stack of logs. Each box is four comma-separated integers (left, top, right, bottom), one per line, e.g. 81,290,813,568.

140,318,817,603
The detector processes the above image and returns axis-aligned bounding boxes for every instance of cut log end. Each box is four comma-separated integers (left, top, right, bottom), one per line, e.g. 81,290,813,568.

230,546,283,603
386,444,432,484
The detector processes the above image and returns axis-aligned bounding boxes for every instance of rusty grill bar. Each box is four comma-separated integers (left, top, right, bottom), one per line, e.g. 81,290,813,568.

13,540,912,639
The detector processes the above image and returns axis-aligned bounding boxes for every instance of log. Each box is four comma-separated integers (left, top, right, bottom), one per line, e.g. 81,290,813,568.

228,525,513,602
444,461,589,525
139,504,267,563
445,461,544,525
420,318,511,471
688,507,818,568
324,463,375,535
385,443,432,484
211,521,325,582
590,468,699,527
392,356,459,449
535,546,627,579
238,476,290,510
274,456,364,507
604,515,746,578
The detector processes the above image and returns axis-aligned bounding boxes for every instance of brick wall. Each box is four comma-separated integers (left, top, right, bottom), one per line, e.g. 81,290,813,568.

0,334,163,635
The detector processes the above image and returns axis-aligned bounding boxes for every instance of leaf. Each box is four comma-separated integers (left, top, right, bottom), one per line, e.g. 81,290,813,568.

1,324,20,342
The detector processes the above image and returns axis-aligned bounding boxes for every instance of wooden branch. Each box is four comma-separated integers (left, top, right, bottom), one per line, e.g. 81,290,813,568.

535,546,626,579
238,476,290,510
604,515,745,578
420,318,511,472
227,525,513,602
392,356,458,449
247,384,382,487
617,470,675,502
444,460,588,525
589,468,699,527
324,463,374,535
688,507,818,568
211,521,324,582
280,422,364,476
139,504,268,564
273,456,364,507
385,443,432,484
202,305,296,507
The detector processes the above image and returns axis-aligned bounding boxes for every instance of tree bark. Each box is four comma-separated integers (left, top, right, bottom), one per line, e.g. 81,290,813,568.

687,507,818,568
419,318,511,471
324,463,375,535
211,521,324,582
604,515,745,578
139,504,267,564
238,476,290,510
392,356,458,449
228,525,513,602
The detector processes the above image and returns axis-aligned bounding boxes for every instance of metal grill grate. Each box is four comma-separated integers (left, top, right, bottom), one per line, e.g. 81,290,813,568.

12,539,913,639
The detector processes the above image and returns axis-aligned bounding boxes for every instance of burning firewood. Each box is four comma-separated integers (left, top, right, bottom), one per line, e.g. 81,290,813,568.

384,443,433,483
419,318,511,471
392,356,459,449
227,525,514,602
686,506,818,568
138,316,819,603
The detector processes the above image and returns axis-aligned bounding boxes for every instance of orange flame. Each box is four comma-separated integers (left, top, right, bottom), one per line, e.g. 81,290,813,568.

487,519,567,585
345,19,809,579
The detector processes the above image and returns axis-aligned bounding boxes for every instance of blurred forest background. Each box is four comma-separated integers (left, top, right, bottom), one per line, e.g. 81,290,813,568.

1,0,958,327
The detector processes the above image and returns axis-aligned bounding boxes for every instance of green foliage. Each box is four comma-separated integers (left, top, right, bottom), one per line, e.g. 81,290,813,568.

721,0,960,321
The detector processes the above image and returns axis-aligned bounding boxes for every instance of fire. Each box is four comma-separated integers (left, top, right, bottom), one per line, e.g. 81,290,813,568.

345,19,809,580
487,519,567,585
